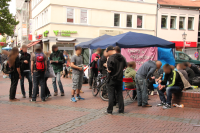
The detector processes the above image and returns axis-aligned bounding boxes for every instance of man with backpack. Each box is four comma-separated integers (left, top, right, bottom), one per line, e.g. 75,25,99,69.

19,45,32,98
30,44,47,102
50,45,65,96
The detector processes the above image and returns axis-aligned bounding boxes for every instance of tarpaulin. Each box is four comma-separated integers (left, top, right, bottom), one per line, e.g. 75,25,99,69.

158,47,175,67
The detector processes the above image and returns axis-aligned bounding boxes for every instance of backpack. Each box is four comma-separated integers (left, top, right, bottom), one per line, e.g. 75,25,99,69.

35,52,45,71
2,60,14,74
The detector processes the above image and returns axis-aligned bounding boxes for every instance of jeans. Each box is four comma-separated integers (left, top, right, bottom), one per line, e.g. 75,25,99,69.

9,72,19,99
107,79,124,113
52,72,64,93
20,71,33,96
89,68,98,86
135,74,148,106
45,77,50,96
157,86,182,105
32,72,45,101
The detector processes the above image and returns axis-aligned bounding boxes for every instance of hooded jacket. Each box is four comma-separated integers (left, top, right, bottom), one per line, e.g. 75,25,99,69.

50,50,65,73
124,67,136,88
19,50,31,72
98,55,107,75
107,53,127,81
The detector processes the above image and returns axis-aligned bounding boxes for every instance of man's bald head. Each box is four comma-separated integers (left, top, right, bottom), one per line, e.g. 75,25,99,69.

176,63,183,70
155,61,162,69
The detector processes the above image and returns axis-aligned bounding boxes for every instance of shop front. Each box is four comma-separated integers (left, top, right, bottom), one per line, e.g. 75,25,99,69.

171,41,197,51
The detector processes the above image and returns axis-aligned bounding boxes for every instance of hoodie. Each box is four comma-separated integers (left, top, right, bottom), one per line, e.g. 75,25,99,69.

124,67,136,88
107,53,127,81
19,50,31,72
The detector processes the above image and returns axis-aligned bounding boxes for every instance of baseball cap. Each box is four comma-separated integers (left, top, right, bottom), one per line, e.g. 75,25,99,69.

106,46,115,52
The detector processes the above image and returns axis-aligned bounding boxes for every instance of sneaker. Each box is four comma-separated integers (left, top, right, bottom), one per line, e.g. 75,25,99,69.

103,111,112,115
30,99,36,102
54,92,58,96
3,75,6,78
157,102,166,107
76,96,85,100
9,98,20,102
70,97,77,102
163,104,171,109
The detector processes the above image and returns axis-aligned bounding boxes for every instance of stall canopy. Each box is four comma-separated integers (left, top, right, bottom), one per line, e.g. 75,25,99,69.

90,32,175,49
2,46,12,50
76,34,111,48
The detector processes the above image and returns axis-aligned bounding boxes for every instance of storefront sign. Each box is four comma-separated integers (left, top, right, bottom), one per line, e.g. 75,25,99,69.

171,41,197,47
99,30,123,36
121,47,157,71
43,30,49,37
53,30,77,37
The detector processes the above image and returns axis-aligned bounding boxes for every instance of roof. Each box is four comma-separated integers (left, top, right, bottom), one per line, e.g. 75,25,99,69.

158,0,200,7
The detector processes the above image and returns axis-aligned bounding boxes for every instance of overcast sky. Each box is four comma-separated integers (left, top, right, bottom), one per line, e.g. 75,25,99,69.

8,0,16,16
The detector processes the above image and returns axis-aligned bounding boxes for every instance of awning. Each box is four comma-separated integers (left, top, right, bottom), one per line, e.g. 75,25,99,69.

56,37,76,41
27,40,41,48
43,39,49,42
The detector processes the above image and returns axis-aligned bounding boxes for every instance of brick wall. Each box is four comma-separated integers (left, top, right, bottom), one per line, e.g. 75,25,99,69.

172,91,200,108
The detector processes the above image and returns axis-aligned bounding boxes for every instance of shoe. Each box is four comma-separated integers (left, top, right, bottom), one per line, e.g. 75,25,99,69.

116,103,119,108
30,99,36,102
54,92,58,96
70,97,77,102
23,95,26,98
76,96,85,100
142,104,152,107
103,111,112,115
29,95,32,98
138,105,142,107
89,86,92,89
49,94,51,97
118,112,124,114
61,93,65,96
9,98,20,102
157,102,166,107
80,90,84,93
163,104,171,109
42,100,46,102
37,94,39,97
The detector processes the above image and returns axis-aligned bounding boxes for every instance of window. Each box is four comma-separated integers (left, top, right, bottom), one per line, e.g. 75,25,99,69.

80,9,87,24
126,15,132,27
67,8,74,23
188,17,194,30
179,17,185,29
161,15,167,28
179,53,190,60
170,16,176,29
114,14,120,26
137,15,143,28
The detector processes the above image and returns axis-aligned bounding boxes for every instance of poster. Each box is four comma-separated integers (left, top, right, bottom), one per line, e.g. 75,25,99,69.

121,47,157,71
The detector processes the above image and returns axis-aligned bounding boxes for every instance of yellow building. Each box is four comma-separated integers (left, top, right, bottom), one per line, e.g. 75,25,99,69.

30,0,157,54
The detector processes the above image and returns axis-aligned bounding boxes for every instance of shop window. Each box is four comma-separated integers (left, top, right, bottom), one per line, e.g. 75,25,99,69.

80,9,87,24
179,17,185,29
188,17,194,30
170,16,176,29
67,8,74,23
114,13,120,26
137,15,143,28
126,15,132,27
161,15,167,28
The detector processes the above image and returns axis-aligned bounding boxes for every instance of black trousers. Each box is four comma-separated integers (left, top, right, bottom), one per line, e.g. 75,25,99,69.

32,72,45,101
45,77,50,96
89,68,98,86
148,79,155,91
10,72,19,99
107,79,124,113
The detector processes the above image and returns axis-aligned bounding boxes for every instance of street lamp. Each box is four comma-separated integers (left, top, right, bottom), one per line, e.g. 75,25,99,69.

182,32,187,52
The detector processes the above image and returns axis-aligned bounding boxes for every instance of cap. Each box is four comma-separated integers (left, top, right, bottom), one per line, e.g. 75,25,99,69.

106,46,115,52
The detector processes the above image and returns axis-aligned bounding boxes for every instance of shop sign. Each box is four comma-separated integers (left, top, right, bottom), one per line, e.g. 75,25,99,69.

99,30,123,36
36,34,42,40
172,41,197,47
43,30,49,37
53,30,77,37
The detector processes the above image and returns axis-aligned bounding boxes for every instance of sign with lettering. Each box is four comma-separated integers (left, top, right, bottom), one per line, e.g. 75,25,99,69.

121,47,158,71
53,30,77,37
99,30,123,36
43,30,49,37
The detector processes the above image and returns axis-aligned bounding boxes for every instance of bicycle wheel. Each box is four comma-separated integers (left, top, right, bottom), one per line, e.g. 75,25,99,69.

99,83,109,101
92,78,99,96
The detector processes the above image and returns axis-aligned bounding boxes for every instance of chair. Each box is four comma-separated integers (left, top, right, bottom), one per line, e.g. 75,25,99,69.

123,78,136,101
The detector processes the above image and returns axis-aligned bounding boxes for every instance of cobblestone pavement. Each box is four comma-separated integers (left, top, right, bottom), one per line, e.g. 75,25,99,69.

0,73,200,133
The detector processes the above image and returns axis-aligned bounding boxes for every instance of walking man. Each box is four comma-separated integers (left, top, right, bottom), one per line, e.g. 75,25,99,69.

50,45,65,96
135,60,162,107
105,46,127,114
70,46,85,102
31,44,47,102
19,45,32,98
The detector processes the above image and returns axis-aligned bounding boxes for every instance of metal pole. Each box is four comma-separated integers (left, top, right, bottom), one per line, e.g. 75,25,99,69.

183,40,185,52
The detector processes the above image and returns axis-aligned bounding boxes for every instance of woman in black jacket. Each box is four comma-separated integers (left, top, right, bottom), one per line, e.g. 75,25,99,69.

44,52,51,99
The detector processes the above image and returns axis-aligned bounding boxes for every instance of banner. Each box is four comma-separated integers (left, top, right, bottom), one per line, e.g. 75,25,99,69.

121,47,157,71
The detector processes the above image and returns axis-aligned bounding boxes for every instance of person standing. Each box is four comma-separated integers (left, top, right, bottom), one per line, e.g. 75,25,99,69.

105,46,127,114
50,45,65,96
30,44,47,102
19,45,32,98
89,48,102,89
9,47,21,101
135,60,162,107
70,46,85,102
44,51,51,99
98,50,108,76
1,50,8,78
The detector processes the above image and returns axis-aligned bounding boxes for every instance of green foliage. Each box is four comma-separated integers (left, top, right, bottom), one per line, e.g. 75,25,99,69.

0,0,19,36
1,37,6,43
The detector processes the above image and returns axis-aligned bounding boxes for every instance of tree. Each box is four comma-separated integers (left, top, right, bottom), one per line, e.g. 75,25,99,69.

1,37,6,43
0,0,19,36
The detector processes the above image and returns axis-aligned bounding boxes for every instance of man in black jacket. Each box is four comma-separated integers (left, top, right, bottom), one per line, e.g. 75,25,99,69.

105,46,127,115
182,62,195,84
20,45,32,98
157,64,184,109
187,62,200,76
98,50,108,76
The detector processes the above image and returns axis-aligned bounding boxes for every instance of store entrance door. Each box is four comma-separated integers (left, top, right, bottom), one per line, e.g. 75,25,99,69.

58,47,74,59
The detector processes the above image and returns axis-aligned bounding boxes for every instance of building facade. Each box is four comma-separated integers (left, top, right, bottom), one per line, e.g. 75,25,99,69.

30,0,157,54
157,0,200,56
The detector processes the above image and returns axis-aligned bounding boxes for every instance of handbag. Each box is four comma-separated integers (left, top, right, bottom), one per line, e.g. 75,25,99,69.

48,65,56,78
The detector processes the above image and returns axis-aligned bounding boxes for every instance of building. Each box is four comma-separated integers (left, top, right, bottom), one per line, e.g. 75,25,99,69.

30,0,158,54
157,0,200,58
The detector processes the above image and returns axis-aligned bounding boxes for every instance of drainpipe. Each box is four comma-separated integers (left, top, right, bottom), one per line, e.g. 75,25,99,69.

156,3,160,37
